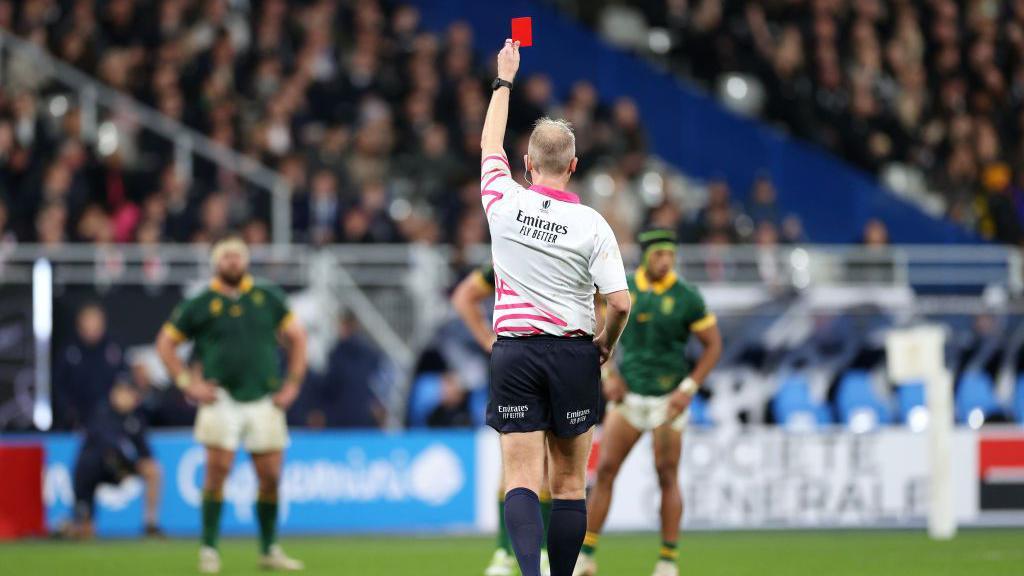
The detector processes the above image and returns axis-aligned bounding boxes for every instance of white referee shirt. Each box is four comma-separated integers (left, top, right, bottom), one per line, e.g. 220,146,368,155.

481,151,628,338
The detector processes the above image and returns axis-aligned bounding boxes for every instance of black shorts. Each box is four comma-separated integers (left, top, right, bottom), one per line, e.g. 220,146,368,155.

487,335,601,437
72,450,123,520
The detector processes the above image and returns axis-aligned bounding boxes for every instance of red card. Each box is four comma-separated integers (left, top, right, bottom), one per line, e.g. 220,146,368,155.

511,17,533,47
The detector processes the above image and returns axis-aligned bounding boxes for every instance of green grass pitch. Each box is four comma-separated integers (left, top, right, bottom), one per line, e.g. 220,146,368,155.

3,530,1022,575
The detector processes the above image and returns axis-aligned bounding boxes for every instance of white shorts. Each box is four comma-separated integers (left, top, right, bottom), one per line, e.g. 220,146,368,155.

608,392,690,432
194,389,289,453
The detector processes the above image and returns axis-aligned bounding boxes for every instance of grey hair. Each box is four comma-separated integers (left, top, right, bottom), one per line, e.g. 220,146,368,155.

528,117,576,175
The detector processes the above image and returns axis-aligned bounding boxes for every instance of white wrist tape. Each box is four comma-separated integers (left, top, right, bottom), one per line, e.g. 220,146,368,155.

175,372,191,390
678,376,698,396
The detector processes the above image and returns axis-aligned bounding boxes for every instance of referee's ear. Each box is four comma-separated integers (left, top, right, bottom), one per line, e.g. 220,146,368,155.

568,157,578,175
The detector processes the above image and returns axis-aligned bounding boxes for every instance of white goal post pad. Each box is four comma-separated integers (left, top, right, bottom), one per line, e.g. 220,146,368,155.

886,325,947,382
885,324,956,540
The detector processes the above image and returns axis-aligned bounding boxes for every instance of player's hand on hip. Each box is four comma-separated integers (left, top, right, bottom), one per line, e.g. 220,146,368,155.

497,38,520,82
593,332,613,365
185,379,218,405
666,389,693,420
272,381,301,410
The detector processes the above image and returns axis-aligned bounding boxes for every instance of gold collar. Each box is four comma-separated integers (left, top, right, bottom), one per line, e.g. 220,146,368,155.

210,274,254,296
635,267,677,295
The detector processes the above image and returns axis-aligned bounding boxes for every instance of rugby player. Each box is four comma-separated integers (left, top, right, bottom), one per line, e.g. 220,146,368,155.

155,237,308,573
573,229,722,576
452,263,553,576
481,39,631,576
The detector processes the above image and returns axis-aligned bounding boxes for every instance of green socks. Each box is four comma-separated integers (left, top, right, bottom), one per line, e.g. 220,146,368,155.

540,494,552,542
577,532,676,562
256,500,278,555
201,493,223,549
659,541,678,562
203,492,278,555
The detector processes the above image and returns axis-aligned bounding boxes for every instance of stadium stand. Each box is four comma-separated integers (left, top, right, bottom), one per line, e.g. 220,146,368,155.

1,0,972,251
570,0,1024,244
1,0,784,250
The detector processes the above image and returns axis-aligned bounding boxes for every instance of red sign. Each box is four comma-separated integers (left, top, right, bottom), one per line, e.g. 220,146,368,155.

0,444,46,539
978,437,1024,511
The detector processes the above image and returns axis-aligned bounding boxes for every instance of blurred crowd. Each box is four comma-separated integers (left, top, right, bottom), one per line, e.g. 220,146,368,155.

0,0,844,252
0,0,774,250
579,0,1024,244
52,300,390,431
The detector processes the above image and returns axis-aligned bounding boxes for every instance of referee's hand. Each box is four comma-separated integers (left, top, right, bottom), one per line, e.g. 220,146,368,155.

593,332,613,365
497,38,520,83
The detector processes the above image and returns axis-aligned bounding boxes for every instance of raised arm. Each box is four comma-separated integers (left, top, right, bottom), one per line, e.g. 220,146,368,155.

481,39,520,156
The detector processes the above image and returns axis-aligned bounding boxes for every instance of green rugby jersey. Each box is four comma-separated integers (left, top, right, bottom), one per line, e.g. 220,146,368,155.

617,268,716,396
474,261,496,290
162,275,294,402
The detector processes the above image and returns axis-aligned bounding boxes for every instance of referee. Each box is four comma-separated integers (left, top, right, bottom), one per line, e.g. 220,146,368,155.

480,40,631,576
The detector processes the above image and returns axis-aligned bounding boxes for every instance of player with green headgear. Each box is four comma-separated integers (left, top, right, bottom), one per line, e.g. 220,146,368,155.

574,229,722,576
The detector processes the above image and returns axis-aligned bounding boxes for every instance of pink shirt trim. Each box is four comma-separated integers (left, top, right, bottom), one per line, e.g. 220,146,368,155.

529,184,580,204
483,154,511,172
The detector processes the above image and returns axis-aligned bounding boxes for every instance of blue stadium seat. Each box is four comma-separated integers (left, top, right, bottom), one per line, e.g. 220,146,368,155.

816,405,834,425
835,370,890,430
771,375,830,429
407,373,443,427
469,386,489,427
1015,376,1024,424
897,379,929,424
896,381,926,425
954,371,1001,424
689,393,712,427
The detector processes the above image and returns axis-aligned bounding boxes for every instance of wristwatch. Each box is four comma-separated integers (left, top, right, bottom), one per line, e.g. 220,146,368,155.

492,78,514,91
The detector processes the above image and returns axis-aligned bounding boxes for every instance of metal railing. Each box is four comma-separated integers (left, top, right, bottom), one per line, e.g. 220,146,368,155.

0,244,432,429
660,244,1023,293
2,242,1021,427
2,242,1020,347
2,242,1019,293
0,28,293,244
